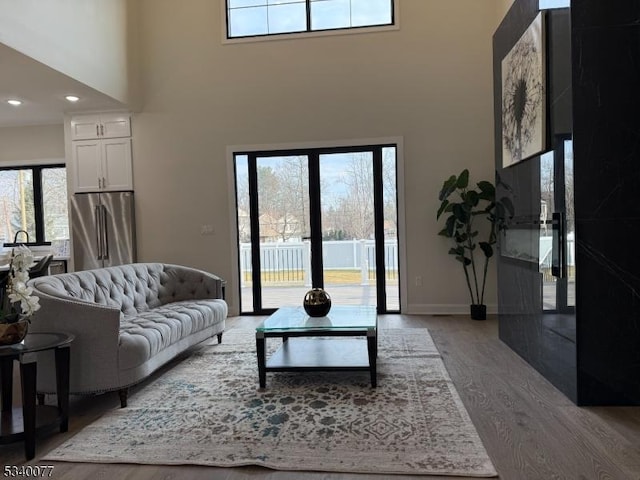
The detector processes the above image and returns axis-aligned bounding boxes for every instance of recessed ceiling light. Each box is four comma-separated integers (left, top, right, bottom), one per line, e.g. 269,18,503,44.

65,95,80,102
7,99,22,106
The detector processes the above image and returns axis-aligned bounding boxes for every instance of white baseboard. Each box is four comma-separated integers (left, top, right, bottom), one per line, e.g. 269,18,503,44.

404,304,498,315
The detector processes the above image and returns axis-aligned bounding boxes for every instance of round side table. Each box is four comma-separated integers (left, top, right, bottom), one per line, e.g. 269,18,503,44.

0,331,74,460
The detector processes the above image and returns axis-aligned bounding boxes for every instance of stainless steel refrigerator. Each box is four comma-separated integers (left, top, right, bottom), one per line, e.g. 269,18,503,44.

71,191,137,270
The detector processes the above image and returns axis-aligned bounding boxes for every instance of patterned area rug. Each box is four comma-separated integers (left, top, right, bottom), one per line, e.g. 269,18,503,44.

44,329,497,477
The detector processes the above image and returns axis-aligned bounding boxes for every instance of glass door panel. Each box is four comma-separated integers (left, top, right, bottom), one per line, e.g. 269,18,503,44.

382,146,400,310
319,152,376,306
235,155,254,313
564,140,575,308
540,150,556,311
257,155,310,310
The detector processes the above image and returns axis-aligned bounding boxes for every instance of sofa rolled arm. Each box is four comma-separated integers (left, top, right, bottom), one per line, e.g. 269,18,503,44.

160,264,227,303
28,289,123,393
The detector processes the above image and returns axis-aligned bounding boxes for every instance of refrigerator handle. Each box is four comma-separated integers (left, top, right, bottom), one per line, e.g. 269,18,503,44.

101,204,109,260
94,205,103,260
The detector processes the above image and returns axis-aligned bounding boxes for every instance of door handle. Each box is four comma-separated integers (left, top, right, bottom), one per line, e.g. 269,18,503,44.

551,212,565,278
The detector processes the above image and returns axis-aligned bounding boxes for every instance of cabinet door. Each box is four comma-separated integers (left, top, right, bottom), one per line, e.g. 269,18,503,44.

70,115,101,140
70,113,131,140
102,138,133,191
100,113,131,138
72,140,102,192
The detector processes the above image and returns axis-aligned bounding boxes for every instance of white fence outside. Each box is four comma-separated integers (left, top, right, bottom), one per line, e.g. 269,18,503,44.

239,240,399,287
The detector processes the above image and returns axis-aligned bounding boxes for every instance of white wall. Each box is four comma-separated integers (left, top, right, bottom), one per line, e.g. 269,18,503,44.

0,0,132,105
131,0,499,316
0,124,64,162
497,0,516,23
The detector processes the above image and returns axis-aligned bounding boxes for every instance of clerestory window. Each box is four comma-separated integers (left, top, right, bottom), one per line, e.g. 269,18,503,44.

226,0,395,40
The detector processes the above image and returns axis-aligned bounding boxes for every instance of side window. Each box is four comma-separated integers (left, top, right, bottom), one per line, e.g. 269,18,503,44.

0,165,69,245
226,0,395,40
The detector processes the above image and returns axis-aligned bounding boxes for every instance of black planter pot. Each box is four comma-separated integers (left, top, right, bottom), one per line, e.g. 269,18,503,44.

470,304,487,321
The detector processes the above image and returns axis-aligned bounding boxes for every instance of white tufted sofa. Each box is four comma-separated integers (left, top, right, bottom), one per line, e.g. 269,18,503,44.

27,263,227,407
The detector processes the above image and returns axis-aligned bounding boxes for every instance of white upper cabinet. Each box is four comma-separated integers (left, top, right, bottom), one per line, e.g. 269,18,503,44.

72,138,133,192
70,113,131,140
70,111,134,192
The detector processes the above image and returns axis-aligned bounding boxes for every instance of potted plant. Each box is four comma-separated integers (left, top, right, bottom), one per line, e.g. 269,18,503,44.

436,169,513,320
0,245,41,344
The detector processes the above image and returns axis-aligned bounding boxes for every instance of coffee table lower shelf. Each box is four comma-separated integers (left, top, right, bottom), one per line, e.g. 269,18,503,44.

257,336,377,388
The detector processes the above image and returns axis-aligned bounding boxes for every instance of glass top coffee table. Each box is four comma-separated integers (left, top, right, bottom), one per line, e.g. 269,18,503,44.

255,305,377,388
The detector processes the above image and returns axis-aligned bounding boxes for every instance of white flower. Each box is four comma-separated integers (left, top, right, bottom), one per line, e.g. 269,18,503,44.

2,245,41,321
9,282,41,316
13,270,29,283
12,245,35,271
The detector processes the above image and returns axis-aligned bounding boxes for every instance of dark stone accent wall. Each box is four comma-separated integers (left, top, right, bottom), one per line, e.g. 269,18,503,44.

572,2,640,405
494,1,578,403
494,0,640,405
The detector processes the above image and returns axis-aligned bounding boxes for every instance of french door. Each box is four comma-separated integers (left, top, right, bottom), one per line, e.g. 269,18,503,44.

234,145,400,314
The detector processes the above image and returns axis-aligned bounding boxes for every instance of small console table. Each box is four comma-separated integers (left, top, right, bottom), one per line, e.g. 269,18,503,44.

0,332,74,460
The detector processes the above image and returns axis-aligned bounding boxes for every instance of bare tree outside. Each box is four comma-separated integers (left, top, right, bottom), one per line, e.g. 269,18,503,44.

235,150,399,242
42,168,69,240
337,153,375,239
382,147,398,238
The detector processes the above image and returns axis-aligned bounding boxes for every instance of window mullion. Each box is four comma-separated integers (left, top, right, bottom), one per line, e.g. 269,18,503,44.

33,167,45,243
306,0,312,31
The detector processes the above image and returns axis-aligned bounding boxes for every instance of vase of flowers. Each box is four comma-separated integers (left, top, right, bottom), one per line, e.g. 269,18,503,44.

0,245,41,345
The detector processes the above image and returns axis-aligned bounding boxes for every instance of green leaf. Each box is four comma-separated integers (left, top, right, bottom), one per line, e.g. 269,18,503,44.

452,204,469,223
456,169,469,189
445,215,456,237
455,255,472,266
438,176,458,201
479,242,494,258
437,200,449,219
465,190,479,207
477,181,495,199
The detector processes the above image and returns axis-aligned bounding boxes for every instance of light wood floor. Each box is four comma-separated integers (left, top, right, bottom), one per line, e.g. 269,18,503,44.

3,314,640,480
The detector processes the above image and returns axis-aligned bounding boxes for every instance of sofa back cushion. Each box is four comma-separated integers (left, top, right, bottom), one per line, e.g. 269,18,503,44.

31,263,167,315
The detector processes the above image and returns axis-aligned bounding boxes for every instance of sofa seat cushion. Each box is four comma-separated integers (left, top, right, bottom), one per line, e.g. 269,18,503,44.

118,299,226,370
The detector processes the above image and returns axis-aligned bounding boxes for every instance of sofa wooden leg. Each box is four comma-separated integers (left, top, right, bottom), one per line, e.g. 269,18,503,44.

217,333,223,344
118,388,128,408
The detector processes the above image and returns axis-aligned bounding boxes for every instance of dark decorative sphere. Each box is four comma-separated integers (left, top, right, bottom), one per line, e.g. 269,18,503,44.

303,288,332,317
